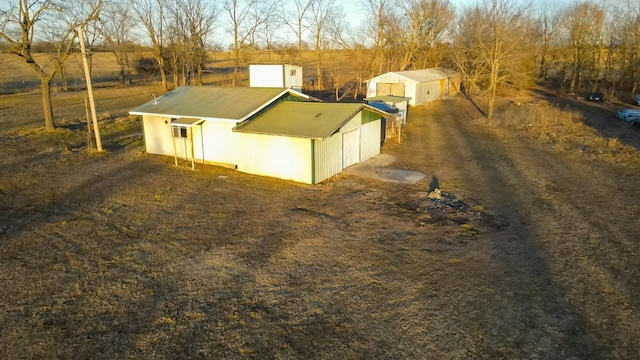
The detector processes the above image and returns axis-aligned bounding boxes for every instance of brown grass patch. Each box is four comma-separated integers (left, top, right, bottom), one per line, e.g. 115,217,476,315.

475,102,640,166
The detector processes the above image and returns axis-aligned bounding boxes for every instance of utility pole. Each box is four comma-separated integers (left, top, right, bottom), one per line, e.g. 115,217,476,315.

78,25,103,151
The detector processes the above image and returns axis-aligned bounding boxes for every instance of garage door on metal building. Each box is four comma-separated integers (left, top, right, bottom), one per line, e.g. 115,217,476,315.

376,83,405,97
342,128,361,169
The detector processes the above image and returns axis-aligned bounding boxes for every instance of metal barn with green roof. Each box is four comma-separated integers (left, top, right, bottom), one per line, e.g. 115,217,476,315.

130,86,389,184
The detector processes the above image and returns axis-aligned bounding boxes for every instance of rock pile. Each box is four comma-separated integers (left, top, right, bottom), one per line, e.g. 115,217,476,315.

425,188,469,212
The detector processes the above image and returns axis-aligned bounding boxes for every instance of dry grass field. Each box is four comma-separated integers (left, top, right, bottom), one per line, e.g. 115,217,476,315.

1,52,640,358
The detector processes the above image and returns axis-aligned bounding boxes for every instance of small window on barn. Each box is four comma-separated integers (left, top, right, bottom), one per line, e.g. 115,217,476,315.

172,126,188,138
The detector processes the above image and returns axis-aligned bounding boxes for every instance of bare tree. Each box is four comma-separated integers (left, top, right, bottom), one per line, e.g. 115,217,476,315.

620,4,640,94
398,0,454,70
308,0,340,90
534,1,561,79
560,2,603,92
330,16,370,98
165,0,217,86
46,0,103,90
101,1,136,85
584,3,607,92
224,0,273,86
131,0,168,90
452,6,488,96
281,0,311,65
258,10,281,62
0,0,102,130
453,0,532,119
360,0,397,76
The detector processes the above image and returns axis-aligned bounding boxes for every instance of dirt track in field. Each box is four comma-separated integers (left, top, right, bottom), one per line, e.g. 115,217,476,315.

390,100,640,358
1,96,639,359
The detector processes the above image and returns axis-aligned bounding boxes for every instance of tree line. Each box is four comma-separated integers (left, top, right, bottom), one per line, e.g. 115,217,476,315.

1,0,640,129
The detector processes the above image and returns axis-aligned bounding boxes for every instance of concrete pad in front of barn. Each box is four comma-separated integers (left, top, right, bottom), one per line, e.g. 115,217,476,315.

343,154,426,184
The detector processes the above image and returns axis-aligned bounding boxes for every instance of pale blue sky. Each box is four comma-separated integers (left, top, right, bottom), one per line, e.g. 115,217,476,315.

213,0,576,48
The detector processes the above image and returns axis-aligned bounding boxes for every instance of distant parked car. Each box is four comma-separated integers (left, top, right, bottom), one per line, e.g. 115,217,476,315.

616,109,640,120
625,113,640,125
587,92,604,102
622,114,640,126
633,94,640,105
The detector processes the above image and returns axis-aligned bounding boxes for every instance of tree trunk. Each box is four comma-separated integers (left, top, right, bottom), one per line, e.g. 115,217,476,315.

539,49,547,78
315,49,323,90
633,60,640,96
570,47,580,93
232,45,240,87
59,65,68,91
232,63,238,87
120,65,126,86
87,54,94,76
487,85,496,120
196,67,203,85
41,76,55,130
171,54,180,89
157,56,168,90
487,59,499,120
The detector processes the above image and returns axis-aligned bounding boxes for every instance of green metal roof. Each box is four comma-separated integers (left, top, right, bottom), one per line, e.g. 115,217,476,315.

233,102,384,139
129,86,310,120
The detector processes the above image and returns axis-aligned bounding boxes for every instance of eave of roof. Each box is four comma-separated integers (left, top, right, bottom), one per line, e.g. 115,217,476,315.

364,95,412,103
170,118,205,127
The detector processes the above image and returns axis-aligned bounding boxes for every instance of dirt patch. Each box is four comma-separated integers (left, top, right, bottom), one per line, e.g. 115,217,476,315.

1,91,639,358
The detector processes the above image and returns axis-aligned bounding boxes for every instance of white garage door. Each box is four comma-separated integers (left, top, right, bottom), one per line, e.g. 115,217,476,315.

342,128,360,169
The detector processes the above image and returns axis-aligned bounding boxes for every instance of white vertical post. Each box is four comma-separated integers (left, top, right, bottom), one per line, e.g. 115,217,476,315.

190,127,195,170
78,25,102,152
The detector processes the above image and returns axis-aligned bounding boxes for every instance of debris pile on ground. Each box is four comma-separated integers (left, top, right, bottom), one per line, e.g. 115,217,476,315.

423,188,470,212
395,188,482,239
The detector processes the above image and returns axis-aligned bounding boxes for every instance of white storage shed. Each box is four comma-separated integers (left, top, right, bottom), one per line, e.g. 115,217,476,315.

366,68,460,106
249,64,303,91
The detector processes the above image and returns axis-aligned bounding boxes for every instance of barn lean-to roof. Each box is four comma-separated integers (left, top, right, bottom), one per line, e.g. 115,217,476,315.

233,102,389,139
129,85,314,121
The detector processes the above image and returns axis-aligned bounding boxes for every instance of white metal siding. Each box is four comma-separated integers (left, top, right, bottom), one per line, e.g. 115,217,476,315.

143,109,379,184
427,81,440,102
415,82,428,104
397,101,409,124
143,115,189,158
360,119,381,160
313,134,342,183
250,64,303,89
367,74,403,98
340,113,361,133
342,129,360,169
234,133,313,183
283,64,303,90
194,120,240,166
249,64,284,88
367,73,418,106
415,81,441,104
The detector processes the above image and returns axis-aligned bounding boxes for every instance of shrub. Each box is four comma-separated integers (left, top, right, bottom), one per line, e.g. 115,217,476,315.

133,56,158,75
